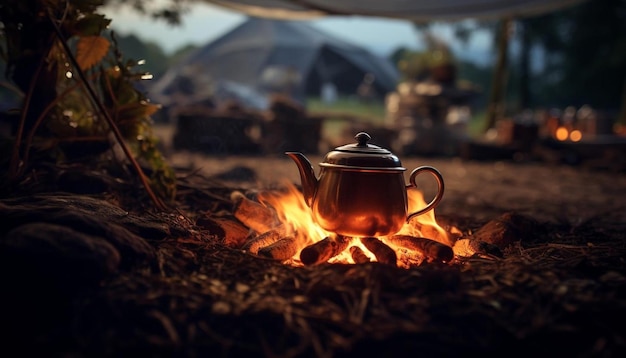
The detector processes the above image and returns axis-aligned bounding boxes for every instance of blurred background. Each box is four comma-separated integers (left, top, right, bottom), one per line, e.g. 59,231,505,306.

2,0,625,169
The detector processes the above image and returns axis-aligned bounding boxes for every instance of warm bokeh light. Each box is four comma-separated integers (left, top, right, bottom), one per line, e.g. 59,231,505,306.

555,127,569,141
569,130,582,142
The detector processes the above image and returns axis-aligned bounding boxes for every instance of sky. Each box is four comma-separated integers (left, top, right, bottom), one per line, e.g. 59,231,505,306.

102,2,495,64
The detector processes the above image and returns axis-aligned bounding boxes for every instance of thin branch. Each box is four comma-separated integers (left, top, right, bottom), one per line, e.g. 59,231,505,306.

47,12,167,211
8,50,47,180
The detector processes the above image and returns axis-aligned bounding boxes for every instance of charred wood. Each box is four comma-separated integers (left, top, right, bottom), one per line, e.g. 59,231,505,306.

387,235,453,263
349,246,370,264
360,237,397,266
300,235,351,266
231,191,278,233
395,247,425,268
195,216,249,248
242,225,287,254
258,237,298,261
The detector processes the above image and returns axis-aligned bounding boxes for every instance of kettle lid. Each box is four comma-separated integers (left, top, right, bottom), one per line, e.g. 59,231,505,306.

322,132,404,170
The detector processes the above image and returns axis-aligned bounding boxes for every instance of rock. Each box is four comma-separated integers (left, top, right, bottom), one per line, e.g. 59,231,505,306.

56,169,110,194
1,222,121,288
471,212,539,249
0,194,171,240
469,239,503,257
0,194,161,269
82,219,157,269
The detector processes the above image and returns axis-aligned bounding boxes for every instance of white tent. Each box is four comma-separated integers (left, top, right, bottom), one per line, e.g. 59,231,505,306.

151,17,399,105
205,0,588,131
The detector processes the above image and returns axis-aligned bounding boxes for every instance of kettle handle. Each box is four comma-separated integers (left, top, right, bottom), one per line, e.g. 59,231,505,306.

406,166,445,222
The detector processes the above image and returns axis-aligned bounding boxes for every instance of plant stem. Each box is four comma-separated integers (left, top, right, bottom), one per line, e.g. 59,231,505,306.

47,12,167,211
8,52,46,180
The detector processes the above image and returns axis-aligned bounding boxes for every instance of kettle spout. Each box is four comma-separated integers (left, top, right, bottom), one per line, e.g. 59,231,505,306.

285,152,318,207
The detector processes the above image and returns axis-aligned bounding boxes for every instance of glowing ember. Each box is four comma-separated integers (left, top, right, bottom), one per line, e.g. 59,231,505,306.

256,182,458,267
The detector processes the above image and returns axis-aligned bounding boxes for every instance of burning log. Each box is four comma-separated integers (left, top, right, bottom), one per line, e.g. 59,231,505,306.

349,246,370,264
396,248,424,268
387,235,454,263
300,235,351,266
242,225,287,254
360,237,397,266
231,191,278,233
195,216,249,248
258,237,298,261
409,222,452,247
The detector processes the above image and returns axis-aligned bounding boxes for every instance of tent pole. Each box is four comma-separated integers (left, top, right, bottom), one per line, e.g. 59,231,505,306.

484,17,512,133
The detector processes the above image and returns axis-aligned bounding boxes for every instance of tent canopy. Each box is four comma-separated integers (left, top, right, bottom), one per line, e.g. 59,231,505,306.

204,0,586,21
151,17,399,103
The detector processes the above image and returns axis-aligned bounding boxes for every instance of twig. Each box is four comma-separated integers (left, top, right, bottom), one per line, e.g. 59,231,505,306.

8,43,47,180
47,12,166,211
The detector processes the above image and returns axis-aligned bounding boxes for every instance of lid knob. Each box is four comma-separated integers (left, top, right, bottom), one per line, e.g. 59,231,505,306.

355,132,371,147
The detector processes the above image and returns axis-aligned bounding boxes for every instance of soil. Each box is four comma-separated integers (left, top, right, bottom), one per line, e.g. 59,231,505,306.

1,143,625,357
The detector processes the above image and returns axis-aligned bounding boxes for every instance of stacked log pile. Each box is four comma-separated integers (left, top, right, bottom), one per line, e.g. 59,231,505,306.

204,188,540,269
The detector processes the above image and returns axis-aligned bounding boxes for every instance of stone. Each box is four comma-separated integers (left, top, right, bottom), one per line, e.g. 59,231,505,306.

0,194,171,240
1,222,120,288
471,212,539,249
0,194,160,268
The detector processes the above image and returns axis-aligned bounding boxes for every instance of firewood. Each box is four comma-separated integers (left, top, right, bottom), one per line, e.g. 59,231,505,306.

258,237,298,261
360,237,397,266
195,216,250,248
409,221,452,247
231,191,278,233
387,235,453,263
395,247,424,269
241,225,286,254
300,235,351,266
349,246,370,264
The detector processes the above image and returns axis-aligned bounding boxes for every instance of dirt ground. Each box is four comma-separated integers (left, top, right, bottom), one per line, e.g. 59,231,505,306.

164,150,626,226
2,125,624,357
154,123,626,226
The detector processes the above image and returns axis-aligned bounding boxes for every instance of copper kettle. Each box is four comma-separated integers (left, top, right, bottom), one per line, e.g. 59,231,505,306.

286,132,444,237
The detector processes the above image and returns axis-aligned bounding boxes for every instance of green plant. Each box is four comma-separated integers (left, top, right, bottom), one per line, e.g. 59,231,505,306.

0,0,175,208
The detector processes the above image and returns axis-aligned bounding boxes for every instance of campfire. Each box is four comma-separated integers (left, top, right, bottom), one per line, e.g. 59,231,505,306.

231,183,463,268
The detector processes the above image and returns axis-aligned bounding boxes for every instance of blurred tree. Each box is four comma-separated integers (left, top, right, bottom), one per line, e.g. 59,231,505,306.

410,0,626,128
525,0,626,113
0,0,176,206
167,43,200,67
112,32,170,77
103,0,190,25
394,31,458,84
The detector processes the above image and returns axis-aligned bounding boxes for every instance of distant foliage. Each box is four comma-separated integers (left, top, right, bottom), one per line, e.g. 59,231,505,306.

0,0,176,202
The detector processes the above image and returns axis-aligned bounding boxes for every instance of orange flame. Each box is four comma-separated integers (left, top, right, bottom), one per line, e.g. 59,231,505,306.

258,181,454,266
